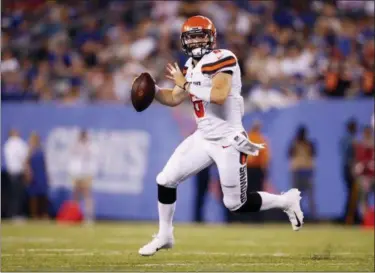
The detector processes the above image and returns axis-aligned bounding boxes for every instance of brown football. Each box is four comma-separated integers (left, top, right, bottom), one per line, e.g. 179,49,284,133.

131,72,156,112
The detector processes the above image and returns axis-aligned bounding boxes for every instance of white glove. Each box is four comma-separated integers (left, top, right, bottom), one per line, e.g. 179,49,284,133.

230,133,265,156
248,141,266,156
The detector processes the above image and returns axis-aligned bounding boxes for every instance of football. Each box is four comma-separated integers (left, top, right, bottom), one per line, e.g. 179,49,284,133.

131,72,156,112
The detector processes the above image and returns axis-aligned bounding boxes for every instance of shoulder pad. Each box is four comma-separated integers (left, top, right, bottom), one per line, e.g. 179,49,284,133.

205,49,237,62
201,49,237,75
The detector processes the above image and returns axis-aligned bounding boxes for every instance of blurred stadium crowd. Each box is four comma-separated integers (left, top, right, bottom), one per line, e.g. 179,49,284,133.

2,0,374,109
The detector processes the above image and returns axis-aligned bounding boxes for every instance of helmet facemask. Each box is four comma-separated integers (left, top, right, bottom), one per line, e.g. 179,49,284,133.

181,29,214,59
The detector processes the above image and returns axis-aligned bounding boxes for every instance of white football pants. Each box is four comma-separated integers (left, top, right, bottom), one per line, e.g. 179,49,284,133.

156,131,248,211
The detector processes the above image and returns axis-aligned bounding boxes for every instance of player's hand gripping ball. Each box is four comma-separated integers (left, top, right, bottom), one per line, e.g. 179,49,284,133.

131,72,156,112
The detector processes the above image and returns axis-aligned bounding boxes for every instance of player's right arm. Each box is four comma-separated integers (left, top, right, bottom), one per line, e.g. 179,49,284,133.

155,85,189,107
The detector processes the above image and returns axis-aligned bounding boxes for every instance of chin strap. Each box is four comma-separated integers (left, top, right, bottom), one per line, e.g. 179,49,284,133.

190,47,211,59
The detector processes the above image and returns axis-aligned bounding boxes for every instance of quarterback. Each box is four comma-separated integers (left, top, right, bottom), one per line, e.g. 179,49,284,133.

139,16,304,256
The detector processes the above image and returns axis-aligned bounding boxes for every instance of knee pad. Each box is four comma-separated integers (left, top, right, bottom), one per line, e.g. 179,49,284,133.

156,172,177,188
223,195,243,212
156,172,166,186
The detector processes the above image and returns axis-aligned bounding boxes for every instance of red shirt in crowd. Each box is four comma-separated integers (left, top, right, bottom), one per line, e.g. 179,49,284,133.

355,142,374,178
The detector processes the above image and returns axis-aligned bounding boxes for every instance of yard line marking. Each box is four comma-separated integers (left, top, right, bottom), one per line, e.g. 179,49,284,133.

64,252,94,256
6,249,370,256
4,250,371,258
169,251,370,257
136,263,191,267
2,237,70,243
170,251,290,257
9,250,125,256
2,261,366,268
19,248,84,252
128,262,366,267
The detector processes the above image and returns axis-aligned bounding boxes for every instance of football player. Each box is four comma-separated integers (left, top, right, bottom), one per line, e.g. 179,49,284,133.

139,16,304,256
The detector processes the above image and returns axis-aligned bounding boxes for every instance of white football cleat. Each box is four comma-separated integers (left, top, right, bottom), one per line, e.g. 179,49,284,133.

139,233,174,256
282,188,304,231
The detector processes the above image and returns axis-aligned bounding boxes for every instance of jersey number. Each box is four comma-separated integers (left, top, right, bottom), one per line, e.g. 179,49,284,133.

193,100,205,118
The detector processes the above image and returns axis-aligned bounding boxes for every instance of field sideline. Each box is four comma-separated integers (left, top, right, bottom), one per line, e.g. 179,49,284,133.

1,221,374,272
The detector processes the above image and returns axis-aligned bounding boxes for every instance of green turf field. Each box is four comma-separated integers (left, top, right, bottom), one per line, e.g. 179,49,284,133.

1,221,374,272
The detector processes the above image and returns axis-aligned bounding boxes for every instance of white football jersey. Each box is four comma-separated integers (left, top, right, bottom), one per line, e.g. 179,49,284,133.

183,49,245,140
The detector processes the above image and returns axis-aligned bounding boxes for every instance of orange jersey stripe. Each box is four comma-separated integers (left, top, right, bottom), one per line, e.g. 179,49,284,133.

201,57,236,72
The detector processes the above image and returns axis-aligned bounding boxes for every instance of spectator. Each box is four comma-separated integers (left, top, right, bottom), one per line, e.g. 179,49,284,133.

340,118,360,224
25,132,49,219
288,125,317,220
263,49,284,85
68,130,98,225
86,66,117,101
361,41,375,97
280,43,309,77
1,50,24,101
3,129,29,221
321,56,352,97
0,0,374,105
113,59,147,103
245,76,297,112
245,43,270,82
75,17,102,51
31,60,52,100
1,49,20,73
354,126,374,217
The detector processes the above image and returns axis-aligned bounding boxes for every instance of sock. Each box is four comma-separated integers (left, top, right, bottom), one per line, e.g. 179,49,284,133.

258,191,287,211
233,192,262,213
158,201,175,236
157,184,176,236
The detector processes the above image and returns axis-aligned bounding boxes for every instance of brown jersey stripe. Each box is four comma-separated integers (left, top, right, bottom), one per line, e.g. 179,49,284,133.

201,56,235,69
201,58,236,74
201,62,236,75
201,56,236,71
201,61,236,75
201,64,236,75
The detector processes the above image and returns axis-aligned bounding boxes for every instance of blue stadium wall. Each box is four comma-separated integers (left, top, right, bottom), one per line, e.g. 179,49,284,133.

1,99,373,222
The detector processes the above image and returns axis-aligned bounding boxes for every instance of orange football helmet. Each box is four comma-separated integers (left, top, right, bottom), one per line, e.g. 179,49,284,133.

181,16,217,59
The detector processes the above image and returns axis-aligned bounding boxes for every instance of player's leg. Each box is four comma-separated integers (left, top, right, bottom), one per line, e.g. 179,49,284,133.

139,132,213,256
82,177,94,224
211,142,304,231
156,133,212,236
